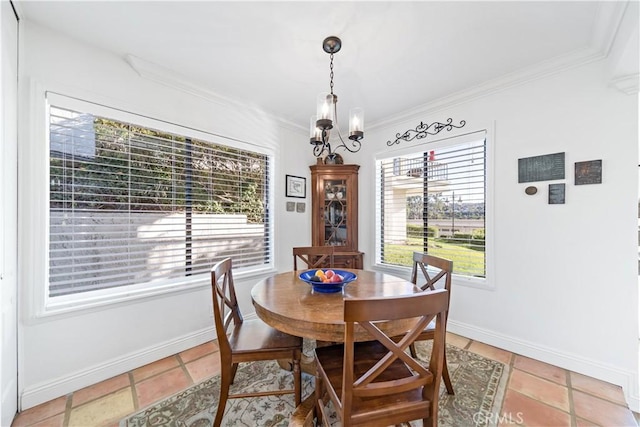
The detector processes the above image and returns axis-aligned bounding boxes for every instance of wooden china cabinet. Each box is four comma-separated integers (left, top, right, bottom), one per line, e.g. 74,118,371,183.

310,163,364,269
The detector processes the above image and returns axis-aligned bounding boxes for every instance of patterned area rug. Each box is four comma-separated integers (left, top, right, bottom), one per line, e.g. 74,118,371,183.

121,341,508,427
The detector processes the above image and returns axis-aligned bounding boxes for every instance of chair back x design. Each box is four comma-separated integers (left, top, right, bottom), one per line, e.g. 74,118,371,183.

211,258,302,427
410,251,455,394
314,289,449,427
293,246,334,270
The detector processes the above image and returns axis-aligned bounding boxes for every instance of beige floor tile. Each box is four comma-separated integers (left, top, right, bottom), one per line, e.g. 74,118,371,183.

135,367,192,408
513,355,567,385
185,353,221,383
570,371,627,405
467,341,512,364
501,389,571,426
508,369,570,411
573,389,637,427
71,373,130,407
68,388,134,427
179,340,219,363
446,332,470,349
11,396,67,426
132,356,180,382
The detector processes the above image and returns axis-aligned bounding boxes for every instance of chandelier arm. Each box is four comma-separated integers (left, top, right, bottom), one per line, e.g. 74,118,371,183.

328,102,362,154
334,138,362,154
313,144,326,157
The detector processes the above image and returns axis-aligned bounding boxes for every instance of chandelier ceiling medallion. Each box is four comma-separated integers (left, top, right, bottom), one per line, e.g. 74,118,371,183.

309,36,363,164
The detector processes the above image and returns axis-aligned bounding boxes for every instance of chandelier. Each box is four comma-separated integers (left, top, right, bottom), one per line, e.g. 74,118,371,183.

309,36,364,163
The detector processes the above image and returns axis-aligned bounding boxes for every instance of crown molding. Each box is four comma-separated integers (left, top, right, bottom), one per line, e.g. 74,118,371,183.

369,1,630,132
369,46,604,131
125,54,305,134
610,73,640,95
590,0,630,58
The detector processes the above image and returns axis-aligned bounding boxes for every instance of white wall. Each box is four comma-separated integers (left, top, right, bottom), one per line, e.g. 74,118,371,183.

359,59,639,408
18,21,313,408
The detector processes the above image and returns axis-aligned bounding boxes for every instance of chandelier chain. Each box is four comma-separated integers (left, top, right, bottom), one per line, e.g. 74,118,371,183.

329,52,334,95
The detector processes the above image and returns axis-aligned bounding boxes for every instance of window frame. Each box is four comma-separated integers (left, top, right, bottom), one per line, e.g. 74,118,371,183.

373,126,495,290
27,91,276,318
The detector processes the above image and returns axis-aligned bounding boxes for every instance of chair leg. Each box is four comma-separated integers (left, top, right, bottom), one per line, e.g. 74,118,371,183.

315,373,324,427
230,362,239,384
214,365,233,427
409,342,418,358
442,353,455,395
293,354,301,406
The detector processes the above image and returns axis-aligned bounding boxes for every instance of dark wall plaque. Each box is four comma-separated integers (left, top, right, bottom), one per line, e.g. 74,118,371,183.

518,152,565,183
549,183,565,204
575,160,602,185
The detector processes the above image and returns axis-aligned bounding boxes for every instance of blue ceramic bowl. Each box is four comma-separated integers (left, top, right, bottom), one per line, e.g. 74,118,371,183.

298,269,358,293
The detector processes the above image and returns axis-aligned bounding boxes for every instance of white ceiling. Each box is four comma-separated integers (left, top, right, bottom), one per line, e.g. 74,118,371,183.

17,1,625,131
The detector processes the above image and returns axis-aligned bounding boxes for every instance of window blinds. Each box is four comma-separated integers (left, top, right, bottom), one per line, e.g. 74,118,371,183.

49,106,270,297
377,138,486,277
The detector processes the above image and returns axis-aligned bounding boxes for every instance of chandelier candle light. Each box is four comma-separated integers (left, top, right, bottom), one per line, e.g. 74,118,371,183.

310,36,364,164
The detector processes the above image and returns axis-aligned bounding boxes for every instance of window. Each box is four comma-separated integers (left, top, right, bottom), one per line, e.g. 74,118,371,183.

376,136,486,278
49,105,271,297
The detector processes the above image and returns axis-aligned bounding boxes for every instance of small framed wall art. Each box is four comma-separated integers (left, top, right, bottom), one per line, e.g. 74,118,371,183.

548,183,565,204
518,152,565,183
575,160,602,185
285,175,306,198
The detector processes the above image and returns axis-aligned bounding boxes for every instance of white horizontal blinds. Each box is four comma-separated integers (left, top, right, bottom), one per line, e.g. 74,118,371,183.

378,138,486,278
49,106,270,297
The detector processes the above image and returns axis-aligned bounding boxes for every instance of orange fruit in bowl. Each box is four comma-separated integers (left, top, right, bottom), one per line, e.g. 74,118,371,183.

315,269,326,280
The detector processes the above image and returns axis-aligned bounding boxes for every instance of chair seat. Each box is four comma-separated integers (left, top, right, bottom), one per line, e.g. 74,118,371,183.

316,341,434,423
229,319,302,354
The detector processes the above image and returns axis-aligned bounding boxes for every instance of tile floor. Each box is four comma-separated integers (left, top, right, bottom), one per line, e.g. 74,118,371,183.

11,334,639,427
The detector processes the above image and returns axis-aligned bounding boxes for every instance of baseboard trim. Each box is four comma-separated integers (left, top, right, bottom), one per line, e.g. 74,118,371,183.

448,321,639,412
19,326,215,410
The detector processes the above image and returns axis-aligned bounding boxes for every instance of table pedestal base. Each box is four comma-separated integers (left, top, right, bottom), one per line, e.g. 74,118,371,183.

277,353,315,376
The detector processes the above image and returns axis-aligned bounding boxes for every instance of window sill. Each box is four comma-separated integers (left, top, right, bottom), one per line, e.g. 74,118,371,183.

371,263,494,291
32,266,277,322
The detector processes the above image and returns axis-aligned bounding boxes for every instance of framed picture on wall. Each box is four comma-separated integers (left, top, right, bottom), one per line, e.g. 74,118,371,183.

286,175,306,198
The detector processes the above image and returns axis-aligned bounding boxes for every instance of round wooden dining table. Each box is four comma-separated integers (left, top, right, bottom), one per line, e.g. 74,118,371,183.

251,269,421,343
251,269,422,426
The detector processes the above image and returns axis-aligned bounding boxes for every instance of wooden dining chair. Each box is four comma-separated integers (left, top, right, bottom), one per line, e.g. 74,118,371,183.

211,258,302,427
292,246,334,270
409,251,455,395
314,289,449,427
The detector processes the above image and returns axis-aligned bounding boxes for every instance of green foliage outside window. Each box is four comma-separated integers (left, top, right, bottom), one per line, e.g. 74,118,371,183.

50,117,267,223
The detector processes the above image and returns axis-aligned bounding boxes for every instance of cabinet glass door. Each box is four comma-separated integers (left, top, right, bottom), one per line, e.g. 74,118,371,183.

323,179,347,246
